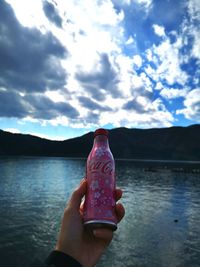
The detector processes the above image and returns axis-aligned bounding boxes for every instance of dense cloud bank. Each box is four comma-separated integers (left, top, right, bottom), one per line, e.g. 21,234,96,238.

0,0,199,129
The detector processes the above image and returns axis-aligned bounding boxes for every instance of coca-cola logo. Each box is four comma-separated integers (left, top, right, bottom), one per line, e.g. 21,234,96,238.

88,160,113,175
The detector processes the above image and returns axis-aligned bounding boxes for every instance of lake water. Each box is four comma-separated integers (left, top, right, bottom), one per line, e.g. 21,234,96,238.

0,157,200,267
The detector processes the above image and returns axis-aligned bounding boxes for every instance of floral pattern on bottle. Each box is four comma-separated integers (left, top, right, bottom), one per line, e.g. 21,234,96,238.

90,180,99,191
95,147,106,158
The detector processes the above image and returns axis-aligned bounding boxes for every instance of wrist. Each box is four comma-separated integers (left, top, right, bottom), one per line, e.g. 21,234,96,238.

46,250,83,267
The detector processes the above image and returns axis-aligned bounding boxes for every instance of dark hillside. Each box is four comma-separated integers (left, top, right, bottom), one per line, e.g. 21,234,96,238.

0,125,200,160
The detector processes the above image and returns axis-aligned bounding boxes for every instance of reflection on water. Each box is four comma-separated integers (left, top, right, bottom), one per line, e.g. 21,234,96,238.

0,157,200,267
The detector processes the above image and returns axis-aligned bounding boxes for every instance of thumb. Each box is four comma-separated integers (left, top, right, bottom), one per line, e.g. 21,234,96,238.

68,179,87,211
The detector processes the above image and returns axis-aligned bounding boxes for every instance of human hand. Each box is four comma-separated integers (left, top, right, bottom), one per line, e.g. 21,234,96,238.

55,178,125,267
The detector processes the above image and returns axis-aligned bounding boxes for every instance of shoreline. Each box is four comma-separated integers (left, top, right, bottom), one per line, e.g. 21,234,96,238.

0,155,200,173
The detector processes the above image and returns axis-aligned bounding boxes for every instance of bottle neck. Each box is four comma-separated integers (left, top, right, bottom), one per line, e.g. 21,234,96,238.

93,134,109,147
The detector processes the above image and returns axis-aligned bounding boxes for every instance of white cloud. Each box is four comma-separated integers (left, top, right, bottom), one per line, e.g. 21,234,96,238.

192,30,200,60
131,0,152,10
45,90,67,103
160,88,188,99
180,0,200,62
5,0,48,30
145,37,188,86
144,1,200,95
111,0,153,13
99,99,174,129
188,0,200,21
152,24,165,37
126,36,134,45
1,0,178,130
114,54,136,98
154,40,187,85
155,82,163,90
176,88,200,122
133,55,142,67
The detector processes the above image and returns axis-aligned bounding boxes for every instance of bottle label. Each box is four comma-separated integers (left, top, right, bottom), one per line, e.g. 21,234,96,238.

88,160,114,175
84,158,117,224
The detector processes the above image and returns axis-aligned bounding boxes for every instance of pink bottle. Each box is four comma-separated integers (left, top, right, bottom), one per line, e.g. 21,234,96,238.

83,128,117,231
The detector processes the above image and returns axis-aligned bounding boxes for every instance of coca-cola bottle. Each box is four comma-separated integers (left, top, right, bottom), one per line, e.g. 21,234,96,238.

83,128,117,231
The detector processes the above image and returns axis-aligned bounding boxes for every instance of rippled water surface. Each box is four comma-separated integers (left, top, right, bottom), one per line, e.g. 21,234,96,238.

0,157,200,267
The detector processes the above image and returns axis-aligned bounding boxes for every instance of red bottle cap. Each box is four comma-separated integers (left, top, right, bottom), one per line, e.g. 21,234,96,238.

94,128,108,137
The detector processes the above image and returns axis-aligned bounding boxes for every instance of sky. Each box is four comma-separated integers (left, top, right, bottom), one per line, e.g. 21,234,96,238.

0,0,199,140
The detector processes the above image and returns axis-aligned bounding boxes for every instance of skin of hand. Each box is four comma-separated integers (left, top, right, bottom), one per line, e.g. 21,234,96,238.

55,178,125,267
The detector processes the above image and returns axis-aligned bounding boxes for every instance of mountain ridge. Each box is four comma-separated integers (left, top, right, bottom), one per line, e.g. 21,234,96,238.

0,125,200,161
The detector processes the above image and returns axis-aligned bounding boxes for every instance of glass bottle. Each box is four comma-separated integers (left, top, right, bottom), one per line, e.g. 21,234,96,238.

83,128,117,231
